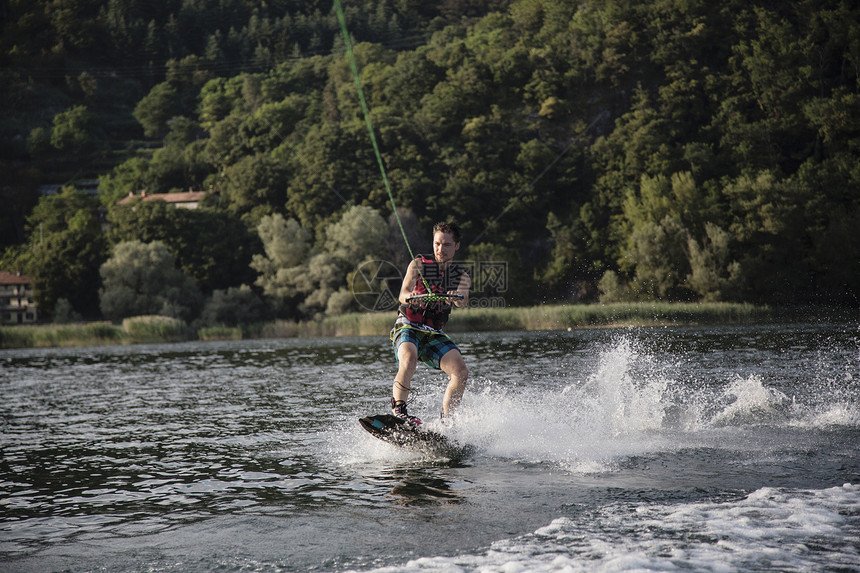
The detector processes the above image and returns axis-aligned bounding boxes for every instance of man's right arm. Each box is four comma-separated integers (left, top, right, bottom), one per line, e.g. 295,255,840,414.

398,258,420,305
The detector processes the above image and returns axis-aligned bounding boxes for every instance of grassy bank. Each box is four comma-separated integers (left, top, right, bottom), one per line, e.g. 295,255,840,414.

312,301,772,337
446,301,771,332
0,316,190,349
0,303,775,350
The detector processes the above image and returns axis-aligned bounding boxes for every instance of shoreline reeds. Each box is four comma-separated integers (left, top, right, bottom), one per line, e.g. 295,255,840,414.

0,302,841,350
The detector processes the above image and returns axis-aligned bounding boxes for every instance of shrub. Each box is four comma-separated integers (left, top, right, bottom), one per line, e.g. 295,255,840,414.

122,315,189,341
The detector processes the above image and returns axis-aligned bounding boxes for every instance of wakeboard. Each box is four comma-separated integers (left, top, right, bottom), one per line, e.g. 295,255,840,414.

359,413,473,458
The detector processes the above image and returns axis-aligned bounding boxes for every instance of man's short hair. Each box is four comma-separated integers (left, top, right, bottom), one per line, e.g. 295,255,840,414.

433,221,461,243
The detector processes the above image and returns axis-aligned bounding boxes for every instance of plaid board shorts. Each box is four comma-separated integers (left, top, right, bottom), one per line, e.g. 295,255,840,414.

390,322,460,370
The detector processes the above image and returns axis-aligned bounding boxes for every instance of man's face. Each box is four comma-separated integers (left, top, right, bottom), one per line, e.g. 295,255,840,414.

433,231,459,264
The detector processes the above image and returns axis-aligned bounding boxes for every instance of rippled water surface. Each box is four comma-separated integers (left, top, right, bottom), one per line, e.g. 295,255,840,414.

2,322,859,572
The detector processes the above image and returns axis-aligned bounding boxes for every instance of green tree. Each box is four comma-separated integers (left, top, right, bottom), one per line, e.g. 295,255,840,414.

541,211,598,300
283,121,381,231
686,222,741,301
28,227,107,320
324,204,389,262
99,240,203,322
200,285,268,326
616,172,710,300
625,215,691,300
23,187,107,319
598,270,636,303
107,200,257,294
50,105,98,154
134,82,180,138
251,206,390,317
723,170,811,302
250,213,314,314
198,76,242,132
217,153,290,224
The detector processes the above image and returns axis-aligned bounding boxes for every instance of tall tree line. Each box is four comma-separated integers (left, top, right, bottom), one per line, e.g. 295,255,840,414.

2,0,858,322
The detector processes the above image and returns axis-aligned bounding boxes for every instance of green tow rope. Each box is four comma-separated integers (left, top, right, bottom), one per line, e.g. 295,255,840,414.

334,0,438,295
334,0,416,262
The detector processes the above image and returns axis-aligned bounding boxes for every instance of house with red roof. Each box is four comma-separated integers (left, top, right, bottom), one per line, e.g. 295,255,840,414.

0,271,38,325
117,189,208,209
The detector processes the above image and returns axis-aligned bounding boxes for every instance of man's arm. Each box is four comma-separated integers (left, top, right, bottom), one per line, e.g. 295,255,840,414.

398,258,420,305
451,272,470,308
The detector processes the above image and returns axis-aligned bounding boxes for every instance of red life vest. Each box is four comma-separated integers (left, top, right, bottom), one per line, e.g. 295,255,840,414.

399,255,464,330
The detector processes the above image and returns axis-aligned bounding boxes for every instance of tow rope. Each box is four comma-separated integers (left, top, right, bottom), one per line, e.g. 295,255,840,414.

334,0,441,295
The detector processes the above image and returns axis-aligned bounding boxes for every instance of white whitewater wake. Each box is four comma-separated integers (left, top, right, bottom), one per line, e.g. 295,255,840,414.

434,335,859,471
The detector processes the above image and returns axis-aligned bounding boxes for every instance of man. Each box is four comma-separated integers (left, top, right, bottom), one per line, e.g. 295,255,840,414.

390,222,471,427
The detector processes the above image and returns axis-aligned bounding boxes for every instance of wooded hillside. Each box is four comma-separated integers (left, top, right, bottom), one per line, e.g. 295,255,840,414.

2,0,858,322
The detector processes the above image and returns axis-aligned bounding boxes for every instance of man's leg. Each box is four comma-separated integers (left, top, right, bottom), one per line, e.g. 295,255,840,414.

440,349,468,417
392,340,418,405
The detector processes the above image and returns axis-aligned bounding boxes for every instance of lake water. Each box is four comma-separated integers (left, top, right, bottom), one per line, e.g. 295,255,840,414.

1,322,859,572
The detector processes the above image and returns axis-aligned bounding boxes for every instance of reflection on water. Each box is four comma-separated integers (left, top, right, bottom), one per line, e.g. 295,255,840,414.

381,468,466,506
1,323,858,570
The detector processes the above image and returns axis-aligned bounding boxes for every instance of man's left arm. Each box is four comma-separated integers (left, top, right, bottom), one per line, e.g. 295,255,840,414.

451,272,470,308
